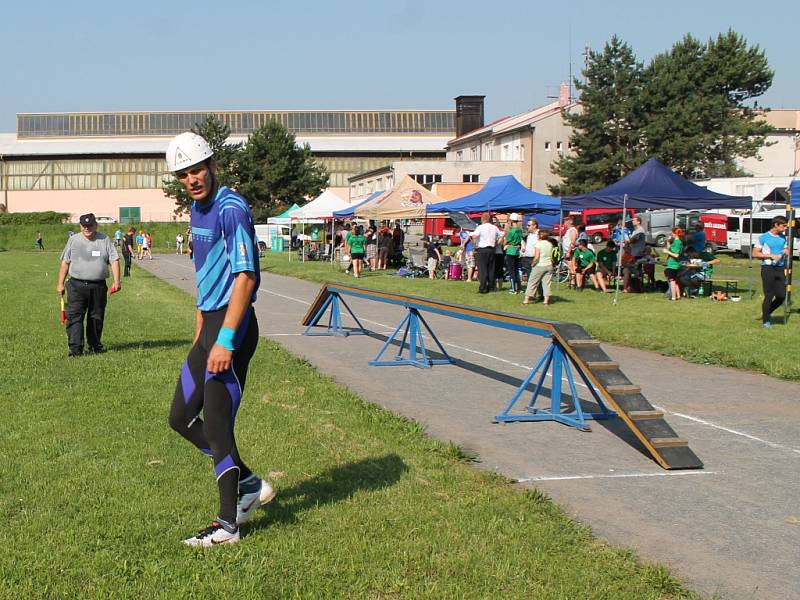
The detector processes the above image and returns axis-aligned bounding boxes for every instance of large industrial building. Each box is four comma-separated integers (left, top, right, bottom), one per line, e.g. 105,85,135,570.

0,108,455,221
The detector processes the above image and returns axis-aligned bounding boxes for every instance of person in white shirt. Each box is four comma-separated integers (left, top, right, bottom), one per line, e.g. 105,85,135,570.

471,212,503,293
176,232,185,255
561,217,578,287
520,217,539,284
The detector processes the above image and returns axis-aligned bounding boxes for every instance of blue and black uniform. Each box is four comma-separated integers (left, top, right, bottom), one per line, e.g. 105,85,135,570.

758,230,787,324
169,185,260,524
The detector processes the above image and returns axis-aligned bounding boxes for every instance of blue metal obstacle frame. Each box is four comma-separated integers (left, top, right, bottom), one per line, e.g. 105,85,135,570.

303,292,368,337
493,340,615,432
302,285,615,431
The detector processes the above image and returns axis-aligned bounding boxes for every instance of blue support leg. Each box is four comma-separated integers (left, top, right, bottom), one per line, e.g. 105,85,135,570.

303,293,368,337
493,341,616,430
370,308,453,368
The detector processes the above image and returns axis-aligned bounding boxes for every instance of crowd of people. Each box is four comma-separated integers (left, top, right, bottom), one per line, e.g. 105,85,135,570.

340,221,405,278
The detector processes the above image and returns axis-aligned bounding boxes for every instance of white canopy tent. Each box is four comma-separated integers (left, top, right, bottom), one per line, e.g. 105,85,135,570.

291,190,349,222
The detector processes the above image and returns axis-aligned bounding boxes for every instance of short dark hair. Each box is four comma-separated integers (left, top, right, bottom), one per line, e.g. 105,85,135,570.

772,216,788,227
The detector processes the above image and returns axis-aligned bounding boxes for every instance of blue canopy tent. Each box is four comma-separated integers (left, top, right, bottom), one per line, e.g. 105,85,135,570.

333,190,384,219
562,158,753,304
561,158,752,211
427,175,561,213
790,180,800,203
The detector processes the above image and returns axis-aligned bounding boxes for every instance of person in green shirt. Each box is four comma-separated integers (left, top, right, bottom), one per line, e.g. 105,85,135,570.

596,240,617,291
346,225,367,278
572,239,605,292
503,213,523,294
663,227,685,300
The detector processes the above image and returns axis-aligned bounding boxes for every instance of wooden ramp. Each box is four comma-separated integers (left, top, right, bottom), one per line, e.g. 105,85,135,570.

301,284,702,470
550,323,702,470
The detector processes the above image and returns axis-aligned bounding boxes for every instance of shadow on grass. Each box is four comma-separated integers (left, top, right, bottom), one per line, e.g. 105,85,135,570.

246,454,408,532
110,339,191,351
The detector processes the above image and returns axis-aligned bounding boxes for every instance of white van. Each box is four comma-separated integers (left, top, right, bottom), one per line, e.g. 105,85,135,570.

254,224,291,251
726,209,800,257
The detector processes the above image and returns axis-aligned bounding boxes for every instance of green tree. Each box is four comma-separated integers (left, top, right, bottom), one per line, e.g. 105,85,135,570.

550,35,647,195
163,115,242,215
642,31,773,178
236,121,329,222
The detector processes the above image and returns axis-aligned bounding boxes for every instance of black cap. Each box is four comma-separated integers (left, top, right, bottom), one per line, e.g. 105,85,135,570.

79,213,97,226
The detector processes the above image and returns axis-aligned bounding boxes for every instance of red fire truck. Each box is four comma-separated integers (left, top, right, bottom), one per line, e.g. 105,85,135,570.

423,213,479,245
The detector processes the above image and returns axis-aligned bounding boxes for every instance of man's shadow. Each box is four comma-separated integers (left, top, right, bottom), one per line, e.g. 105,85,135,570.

245,454,407,533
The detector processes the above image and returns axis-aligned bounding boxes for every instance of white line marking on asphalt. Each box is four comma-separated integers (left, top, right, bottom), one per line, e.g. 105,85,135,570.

652,407,800,456
517,470,719,482
152,263,799,458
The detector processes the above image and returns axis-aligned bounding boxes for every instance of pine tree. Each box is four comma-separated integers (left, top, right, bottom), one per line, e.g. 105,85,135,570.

550,35,647,195
236,121,329,222
643,31,773,178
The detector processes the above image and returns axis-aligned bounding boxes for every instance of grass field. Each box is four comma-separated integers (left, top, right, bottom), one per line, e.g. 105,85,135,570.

0,223,188,253
259,249,799,381
0,251,699,599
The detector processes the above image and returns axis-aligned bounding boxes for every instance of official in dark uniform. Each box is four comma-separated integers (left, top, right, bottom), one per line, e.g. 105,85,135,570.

56,213,121,356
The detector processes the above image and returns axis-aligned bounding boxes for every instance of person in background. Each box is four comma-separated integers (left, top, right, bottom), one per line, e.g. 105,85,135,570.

753,216,789,328
35,231,44,251
346,225,366,278
364,227,377,271
114,227,122,248
176,232,185,255
392,222,405,259
627,216,647,257
459,226,477,282
290,225,299,250
561,217,578,287
143,231,153,259
122,227,135,277
55,213,121,356
377,222,392,270
471,212,502,293
424,234,442,279
136,230,144,259
596,240,617,292
503,213,523,294
573,238,604,292
520,217,539,284
687,222,706,253
663,227,685,301
522,229,554,306
681,247,721,296
611,218,631,247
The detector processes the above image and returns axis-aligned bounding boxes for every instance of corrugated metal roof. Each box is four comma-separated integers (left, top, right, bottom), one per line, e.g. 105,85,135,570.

0,133,450,157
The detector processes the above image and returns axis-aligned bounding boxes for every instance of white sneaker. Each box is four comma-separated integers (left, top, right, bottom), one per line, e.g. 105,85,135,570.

183,520,240,547
236,479,276,525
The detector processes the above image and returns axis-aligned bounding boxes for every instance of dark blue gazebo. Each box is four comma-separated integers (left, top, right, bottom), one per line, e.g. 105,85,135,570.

561,158,752,210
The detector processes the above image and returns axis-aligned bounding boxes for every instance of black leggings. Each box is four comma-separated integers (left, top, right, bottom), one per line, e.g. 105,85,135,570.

761,266,786,323
169,306,259,523
504,254,521,291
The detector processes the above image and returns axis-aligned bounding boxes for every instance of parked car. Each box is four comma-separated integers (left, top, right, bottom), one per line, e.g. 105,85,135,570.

95,216,116,224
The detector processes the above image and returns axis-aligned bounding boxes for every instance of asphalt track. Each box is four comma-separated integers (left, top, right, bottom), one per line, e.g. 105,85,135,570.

139,256,799,600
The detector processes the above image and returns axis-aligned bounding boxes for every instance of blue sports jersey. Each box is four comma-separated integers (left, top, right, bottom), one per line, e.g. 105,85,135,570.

191,186,260,311
758,231,787,267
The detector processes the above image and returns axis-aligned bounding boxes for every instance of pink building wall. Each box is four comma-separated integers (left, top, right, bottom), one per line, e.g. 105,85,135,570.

2,189,187,222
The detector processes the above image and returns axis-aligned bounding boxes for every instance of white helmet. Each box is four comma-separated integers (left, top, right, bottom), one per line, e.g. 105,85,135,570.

508,212,521,222
165,132,213,172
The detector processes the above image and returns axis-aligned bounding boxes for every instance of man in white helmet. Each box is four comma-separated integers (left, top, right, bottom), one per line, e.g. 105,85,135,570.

165,132,274,546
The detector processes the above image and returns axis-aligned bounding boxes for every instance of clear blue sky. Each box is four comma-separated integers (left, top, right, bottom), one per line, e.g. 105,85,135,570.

1,0,797,132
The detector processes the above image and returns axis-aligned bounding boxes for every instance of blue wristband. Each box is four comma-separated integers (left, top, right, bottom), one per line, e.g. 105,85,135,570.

216,327,236,351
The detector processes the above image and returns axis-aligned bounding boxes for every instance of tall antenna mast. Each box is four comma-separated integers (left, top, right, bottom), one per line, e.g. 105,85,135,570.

568,25,573,101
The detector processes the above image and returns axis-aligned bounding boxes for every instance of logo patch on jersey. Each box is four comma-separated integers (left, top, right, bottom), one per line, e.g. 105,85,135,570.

239,242,247,258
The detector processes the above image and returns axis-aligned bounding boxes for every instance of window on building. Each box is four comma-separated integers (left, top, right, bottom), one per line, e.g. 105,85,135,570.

456,150,463,161
556,141,563,153
411,174,443,188
544,142,551,151
462,174,479,183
